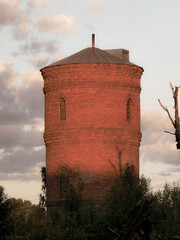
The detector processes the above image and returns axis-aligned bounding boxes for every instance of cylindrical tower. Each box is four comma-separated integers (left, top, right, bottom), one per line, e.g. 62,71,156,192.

41,40,143,209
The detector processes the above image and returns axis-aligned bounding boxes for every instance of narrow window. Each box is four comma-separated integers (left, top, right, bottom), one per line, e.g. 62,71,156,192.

60,168,69,199
127,98,132,122
60,98,66,120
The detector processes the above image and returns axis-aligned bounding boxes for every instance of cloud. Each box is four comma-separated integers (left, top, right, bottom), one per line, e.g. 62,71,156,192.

27,0,59,9
13,23,31,40
141,108,176,147
13,38,59,56
168,166,180,173
0,124,43,149
86,0,105,13
141,108,180,167
0,0,24,26
36,14,75,34
28,55,51,69
0,147,45,175
0,63,44,125
141,108,174,132
0,62,45,181
17,81,44,119
0,60,17,88
0,61,24,124
158,171,172,177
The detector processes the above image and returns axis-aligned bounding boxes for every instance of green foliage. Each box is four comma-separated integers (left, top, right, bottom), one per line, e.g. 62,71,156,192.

47,188,101,240
105,164,151,229
0,186,11,238
8,198,40,239
0,185,45,240
1,164,180,240
150,183,180,239
39,166,46,208
44,164,152,240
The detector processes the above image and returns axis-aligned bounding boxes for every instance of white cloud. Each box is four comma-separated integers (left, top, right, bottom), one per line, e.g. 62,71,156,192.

86,0,105,13
27,0,59,9
20,70,42,85
141,108,174,132
36,14,75,34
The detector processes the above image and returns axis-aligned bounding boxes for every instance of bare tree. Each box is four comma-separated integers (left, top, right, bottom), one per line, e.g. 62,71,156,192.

158,82,180,149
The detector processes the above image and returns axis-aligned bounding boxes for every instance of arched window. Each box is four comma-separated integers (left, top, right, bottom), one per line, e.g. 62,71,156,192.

60,168,69,199
127,98,132,122
60,98,66,120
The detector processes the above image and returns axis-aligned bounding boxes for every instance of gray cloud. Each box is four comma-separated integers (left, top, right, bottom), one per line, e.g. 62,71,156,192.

0,172,41,182
141,108,180,167
0,61,16,87
168,166,180,173
0,147,45,174
28,55,51,69
12,23,31,40
0,0,24,26
17,81,44,119
0,62,44,125
158,171,172,177
0,62,45,181
13,38,59,56
141,136,180,166
0,61,27,124
0,83,43,125
0,124,43,149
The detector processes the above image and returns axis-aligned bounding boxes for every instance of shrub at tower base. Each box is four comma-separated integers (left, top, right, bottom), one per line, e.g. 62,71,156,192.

37,164,180,240
1,165,180,239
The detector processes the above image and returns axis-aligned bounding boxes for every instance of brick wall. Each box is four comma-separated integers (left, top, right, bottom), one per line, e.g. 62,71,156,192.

41,63,143,207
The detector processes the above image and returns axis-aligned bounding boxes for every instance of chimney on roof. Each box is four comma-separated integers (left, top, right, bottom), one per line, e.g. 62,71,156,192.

92,34,95,48
105,49,129,61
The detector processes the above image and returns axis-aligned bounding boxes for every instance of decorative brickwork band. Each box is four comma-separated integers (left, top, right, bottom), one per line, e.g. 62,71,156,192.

44,128,141,146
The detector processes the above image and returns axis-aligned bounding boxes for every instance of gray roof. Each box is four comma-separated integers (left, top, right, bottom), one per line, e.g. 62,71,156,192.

41,47,142,70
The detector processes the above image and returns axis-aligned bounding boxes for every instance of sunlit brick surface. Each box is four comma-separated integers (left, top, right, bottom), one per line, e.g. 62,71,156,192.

41,63,143,208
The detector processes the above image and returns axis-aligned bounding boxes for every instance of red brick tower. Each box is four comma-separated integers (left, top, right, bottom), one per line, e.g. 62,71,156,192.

41,36,143,210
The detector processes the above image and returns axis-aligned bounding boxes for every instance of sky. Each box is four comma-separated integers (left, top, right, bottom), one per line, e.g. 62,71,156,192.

0,0,180,204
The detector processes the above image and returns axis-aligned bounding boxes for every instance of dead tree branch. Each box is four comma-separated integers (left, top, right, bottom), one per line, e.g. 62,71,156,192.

158,99,175,128
158,82,180,149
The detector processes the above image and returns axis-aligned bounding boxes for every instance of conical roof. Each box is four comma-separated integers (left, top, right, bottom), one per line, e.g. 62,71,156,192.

41,47,142,70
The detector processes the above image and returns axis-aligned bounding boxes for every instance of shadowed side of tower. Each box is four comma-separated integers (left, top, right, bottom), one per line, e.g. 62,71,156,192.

40,40,143,211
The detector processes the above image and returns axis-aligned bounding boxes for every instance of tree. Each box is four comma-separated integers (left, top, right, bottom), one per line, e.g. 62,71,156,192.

104,164,152,240
150,183,180,239
158,82,180,149
8,198,39,239
39,166,46,209
0,186,11,239
36,164,180,240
